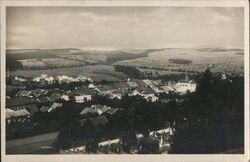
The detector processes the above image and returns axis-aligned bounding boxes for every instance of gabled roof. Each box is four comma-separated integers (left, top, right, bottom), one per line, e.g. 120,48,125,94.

50,93,62,101
168,81,176,85
88,83,96,88
161,85,175,92
25,104,39,114
112,88,131,94
71,87,96,95
97,85,114,92
33,89,48,97
50,103,63,109
79,107,92,115
111,82,129,89
190,80,196,84
80,105,111,115
6,97,35,108
36,96,51,104
106,108,118,115
16,109,30,117
178,79,190,83
49,88,62,94
6,109,16,119
14,109,30,117
16,90,33,97
97,105,110,112
135,80,147,87
137,87,155,94
40,106,50,112
127,81,139,88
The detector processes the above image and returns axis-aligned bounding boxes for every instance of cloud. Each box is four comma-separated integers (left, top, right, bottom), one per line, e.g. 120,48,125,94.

6,7,244,49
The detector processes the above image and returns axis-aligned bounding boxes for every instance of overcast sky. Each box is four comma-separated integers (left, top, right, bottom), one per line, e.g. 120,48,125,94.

7,7,244,50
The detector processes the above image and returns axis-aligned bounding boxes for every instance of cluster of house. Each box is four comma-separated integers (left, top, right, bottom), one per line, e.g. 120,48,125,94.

79,104,119,116
67,75,197,103
77,105,120,132
33,74,92,84
61,123,174,154
6,74,197,124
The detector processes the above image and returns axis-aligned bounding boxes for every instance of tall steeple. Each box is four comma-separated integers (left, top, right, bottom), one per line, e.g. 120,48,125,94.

185,73,189,81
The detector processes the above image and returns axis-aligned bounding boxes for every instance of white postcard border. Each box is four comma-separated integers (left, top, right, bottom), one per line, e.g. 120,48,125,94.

1,1,249,162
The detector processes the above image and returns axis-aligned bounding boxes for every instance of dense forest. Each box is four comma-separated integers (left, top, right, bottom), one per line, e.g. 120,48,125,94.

168,59,192,65
114,65,142,78
170,69,244,153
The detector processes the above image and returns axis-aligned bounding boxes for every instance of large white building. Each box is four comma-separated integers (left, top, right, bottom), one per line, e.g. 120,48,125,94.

175,75,197,93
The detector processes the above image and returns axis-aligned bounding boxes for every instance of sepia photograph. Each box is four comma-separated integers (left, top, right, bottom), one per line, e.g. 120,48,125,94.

1,1,249,162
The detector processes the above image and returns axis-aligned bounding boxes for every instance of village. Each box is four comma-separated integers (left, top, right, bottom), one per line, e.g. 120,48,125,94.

5,72,200,154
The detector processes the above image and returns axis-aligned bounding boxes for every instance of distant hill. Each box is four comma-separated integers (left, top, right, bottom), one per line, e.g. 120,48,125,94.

6,48,152,70
197,48,243,52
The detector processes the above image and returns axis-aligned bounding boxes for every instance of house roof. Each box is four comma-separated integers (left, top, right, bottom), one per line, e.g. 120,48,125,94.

154,80,162,85
80,105,111,115
71,87,96,95
33,89,48,97
112,88,131,94
49,88,62,94
16,90,33,97
137,87,155,94
161,86,175,92
111,82,129,89
50,93,62,101
36,96,51,103
190,80,196,84
168,81,176,85
93,104,110,112
40,106,50,112
127,81,139,88
25,104,39,114
6,97,35,108
88,83,96,88
12,109,30,117
135,80,147,87
6,109,30,119
178,79,190,83
6,109,16,119
97,85,114,92
50,103,63,109
106,108,118,115
79,107,92,115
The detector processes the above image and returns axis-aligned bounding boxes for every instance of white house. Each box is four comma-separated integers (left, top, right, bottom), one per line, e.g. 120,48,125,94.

61,95,70,101
98,138,121,147
45,76,54,84
74,95,91,103
175,75,196,93
88,83,96,89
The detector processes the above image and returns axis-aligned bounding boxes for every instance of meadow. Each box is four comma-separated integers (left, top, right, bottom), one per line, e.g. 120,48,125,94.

114,48,244,75
9,65,127,81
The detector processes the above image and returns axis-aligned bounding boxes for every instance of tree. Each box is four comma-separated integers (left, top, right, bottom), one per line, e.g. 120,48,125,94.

121,130,137,153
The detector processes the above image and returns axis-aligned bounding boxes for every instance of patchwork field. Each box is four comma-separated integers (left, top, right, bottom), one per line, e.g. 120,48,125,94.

41,58,85,67
114,48,244,75
7,48,149,70
9,65,127,81
7,48,244,79
59,54,108,64
17,59,46,68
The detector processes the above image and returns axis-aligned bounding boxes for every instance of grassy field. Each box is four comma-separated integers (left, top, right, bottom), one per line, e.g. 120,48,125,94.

9,65,127,81
6,131,59,154
41,58,85,67
114,48,244,74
